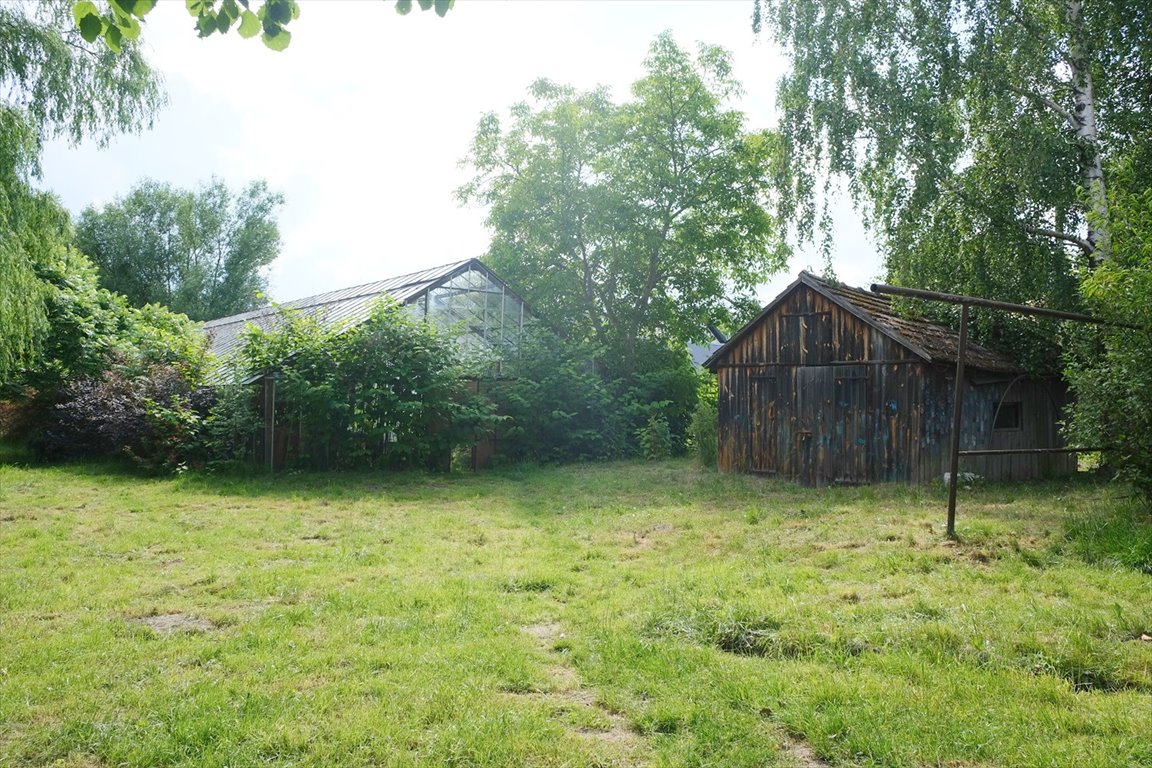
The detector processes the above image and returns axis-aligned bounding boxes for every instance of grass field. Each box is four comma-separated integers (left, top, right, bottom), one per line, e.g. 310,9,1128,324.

1,457,1150,768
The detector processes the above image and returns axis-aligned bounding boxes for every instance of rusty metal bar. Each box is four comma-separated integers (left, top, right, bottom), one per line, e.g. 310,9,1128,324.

946,303,969,539
958,447,1105,456
870,283,1140,328
717,360,922,368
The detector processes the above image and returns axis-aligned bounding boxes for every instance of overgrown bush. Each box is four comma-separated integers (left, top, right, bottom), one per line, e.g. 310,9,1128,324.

18,248,209,395
486,334,701,464
1066,159,1152,502
636,414,673,460
487,330,624,463
237,299,489,470
196,384,262,472
690,374,718,467
6,245,211,470
608,340,700,456
30,361,192,467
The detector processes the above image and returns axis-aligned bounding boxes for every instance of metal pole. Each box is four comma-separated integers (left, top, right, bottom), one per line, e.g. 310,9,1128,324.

870,282,1141,328
946,303,969,539
270,374,276,473
263,373,275,472
958,447,1106,456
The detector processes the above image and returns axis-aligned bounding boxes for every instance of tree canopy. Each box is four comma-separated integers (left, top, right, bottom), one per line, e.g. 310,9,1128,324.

459,32,787,359
76,177,284,321
0,0,163,381
752,0,1152,363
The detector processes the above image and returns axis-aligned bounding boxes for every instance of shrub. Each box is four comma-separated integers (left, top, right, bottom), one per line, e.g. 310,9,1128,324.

197,384,262,472
1065,159,1152,502
487,330,624,463
690,374,718,467
637,414,673,460
235,298,485,470
30,361,191,467
609,340,700,456
7,247,211,470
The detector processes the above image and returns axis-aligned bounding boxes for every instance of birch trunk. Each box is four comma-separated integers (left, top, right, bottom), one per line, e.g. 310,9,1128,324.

1065,0,1109,264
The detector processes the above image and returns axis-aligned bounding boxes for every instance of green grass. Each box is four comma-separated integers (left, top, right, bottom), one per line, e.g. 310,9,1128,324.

1,458,1150,767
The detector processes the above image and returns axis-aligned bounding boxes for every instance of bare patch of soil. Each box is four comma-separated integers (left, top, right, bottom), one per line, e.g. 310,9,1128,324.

523,621,564,645
781,734,832,768
577,702,642,750
133,613,215,634
579,723,643,752
548,664,580,689
630,523,676,549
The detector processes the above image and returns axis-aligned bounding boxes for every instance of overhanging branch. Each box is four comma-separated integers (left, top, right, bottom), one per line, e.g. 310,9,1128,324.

1025,225,1094,255
1008,85,1075,129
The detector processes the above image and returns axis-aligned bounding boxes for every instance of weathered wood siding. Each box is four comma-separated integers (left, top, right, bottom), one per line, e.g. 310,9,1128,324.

716,285,923,484
714,284,1074,485
917,371,1075,483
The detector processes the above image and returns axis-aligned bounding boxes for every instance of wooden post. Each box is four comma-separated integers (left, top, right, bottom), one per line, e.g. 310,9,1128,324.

946,303,969,539
263,372,276,473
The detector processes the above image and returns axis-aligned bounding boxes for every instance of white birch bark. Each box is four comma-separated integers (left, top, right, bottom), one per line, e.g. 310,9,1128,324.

1065,0,1109,264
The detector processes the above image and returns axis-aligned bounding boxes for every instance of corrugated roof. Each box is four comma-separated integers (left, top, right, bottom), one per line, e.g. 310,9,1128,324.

707,271,1021,373
202,258,475,374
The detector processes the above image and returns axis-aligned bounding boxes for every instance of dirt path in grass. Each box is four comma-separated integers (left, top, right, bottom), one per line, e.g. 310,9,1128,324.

519,622,832,768
520,621,645,761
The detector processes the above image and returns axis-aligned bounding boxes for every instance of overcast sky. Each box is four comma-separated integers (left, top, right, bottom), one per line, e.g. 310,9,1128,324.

40,0,880,307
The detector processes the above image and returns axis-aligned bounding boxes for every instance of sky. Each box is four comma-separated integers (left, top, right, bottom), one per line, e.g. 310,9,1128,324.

40,0,881,307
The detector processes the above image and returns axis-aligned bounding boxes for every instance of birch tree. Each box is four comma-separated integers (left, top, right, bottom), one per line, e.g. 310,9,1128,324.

753,0,1151,359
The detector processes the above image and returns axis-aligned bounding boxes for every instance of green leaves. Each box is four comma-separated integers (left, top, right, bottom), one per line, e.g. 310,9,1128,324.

78,0,452,53
237,10,260,38
73,0,155,51
76,10,103,43
186,0,295,47
261,28,290,51
460,33,785,356
397,0,454,17
66,0,297,51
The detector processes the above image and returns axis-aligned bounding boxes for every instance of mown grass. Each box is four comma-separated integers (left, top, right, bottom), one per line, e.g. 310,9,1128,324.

1,456,1150,767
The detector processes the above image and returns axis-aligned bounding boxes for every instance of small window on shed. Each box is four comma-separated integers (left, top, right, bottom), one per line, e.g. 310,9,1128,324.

993,401,1022,431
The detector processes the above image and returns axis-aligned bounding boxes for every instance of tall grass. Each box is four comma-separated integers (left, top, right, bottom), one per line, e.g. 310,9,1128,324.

1,459,1149,767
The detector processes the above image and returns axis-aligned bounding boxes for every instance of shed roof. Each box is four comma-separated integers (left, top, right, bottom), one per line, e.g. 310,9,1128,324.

202,259,479,363
705,271,1021,373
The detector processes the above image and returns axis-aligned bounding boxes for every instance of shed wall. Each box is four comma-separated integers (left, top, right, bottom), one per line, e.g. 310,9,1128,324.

714,284,1074,485
716,285,923,483
917,370,1075,483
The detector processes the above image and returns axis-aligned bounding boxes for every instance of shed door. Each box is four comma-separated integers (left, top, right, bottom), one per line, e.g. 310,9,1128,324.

750,376,778,474
795,366,871,486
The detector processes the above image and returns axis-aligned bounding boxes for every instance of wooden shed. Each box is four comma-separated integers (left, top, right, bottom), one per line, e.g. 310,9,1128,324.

704,272,1075,486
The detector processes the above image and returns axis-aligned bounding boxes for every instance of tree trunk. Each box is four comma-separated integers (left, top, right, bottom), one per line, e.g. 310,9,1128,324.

1065,0,1109,265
